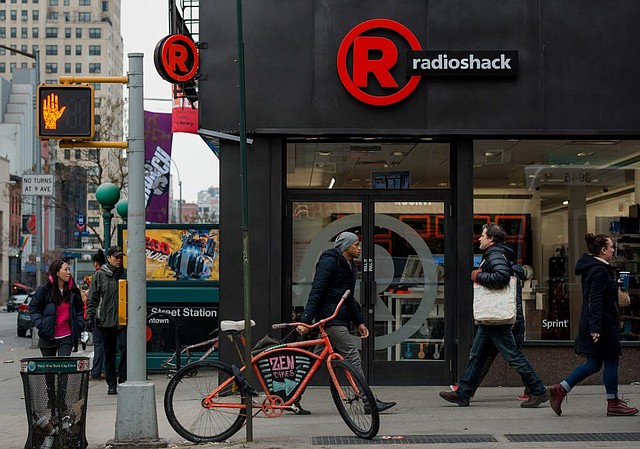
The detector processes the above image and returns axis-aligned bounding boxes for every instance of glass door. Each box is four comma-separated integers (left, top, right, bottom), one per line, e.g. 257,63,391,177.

291,201,363,322
367,201,449,384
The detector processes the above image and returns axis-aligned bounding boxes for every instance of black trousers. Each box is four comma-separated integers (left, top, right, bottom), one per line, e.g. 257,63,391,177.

101,326,127,388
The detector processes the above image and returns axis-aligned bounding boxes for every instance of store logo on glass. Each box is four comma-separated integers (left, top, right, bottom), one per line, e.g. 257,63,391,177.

337,19,518,106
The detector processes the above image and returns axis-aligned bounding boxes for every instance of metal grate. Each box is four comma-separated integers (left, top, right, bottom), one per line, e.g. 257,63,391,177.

312,434,497,445
506,433,640,442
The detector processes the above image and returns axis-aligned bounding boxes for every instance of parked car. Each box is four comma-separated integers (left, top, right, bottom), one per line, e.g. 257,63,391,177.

17,293,33,337
7,294,29,312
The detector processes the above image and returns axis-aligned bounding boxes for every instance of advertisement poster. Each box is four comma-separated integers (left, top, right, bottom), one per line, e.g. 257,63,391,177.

144,111,173,223
123,227,219,281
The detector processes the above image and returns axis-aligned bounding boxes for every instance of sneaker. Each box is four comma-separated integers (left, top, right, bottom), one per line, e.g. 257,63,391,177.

376,399,396,413
439,390,469,407
517,393,530,401
290,400,311,415
549,384,567,416
520,390,549,408
107,386,117,395
607,397,639,416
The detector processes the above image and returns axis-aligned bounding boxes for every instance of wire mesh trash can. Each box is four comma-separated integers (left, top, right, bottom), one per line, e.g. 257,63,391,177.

20,357,90,449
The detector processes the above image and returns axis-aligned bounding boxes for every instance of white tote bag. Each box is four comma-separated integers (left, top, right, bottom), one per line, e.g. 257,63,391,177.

473,276,518,325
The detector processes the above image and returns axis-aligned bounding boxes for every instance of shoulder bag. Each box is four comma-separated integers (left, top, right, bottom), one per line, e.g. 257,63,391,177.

473,276,518,325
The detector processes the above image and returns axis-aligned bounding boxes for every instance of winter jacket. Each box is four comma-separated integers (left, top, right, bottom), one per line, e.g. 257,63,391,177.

574,253,620,357
86,263,126,329
29,278,85,344
300,247,364,329
475,243,526,342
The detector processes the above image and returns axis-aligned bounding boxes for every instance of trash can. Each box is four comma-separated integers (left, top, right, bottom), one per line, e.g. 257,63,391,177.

20,357,90,449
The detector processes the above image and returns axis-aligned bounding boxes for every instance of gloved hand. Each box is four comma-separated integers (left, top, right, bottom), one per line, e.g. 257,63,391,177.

471,269,482,282
85,319,94,333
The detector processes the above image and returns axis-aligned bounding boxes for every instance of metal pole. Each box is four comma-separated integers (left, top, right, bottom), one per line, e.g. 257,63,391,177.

31,50,41,350
236,0,253,441
113,53,165,445
178,180,183,222
102,207,113,249
34,49,42,288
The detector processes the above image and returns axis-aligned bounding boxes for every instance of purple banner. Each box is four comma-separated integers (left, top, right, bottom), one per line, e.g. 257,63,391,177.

144,111,173,223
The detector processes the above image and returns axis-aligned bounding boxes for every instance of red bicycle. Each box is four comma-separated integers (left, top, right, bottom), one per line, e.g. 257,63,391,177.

164,290,379,442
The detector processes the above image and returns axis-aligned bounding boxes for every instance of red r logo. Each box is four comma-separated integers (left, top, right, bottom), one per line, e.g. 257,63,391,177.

337,19,422,106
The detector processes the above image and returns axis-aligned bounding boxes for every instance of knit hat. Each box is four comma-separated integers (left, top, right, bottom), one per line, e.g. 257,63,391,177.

334,232,359,252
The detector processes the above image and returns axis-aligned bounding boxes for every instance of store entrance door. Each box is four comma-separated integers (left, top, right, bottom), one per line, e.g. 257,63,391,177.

289,195,451,385
366,200,450,385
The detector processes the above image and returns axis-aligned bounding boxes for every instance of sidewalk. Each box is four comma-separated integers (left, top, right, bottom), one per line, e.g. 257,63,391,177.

1,344,639,449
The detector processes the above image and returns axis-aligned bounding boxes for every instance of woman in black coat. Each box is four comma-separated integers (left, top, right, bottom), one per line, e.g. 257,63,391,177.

29,259,85,356
548,234,638,417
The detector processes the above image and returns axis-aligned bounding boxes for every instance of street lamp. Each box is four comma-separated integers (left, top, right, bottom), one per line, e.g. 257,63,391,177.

95,182,120,249
170,158,182,222
116,198,128,224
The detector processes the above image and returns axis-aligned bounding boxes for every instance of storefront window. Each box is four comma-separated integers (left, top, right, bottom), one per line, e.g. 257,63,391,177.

287,140,449,189
473,139,640,342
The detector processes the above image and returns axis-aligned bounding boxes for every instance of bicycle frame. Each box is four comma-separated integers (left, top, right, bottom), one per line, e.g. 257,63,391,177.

161,332,219,372
203,291,361,414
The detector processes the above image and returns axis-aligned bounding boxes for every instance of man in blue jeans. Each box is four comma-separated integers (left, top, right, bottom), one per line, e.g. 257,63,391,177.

439,223,548,408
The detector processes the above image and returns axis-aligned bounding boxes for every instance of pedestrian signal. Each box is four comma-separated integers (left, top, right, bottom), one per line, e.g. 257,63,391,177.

37,84,95,140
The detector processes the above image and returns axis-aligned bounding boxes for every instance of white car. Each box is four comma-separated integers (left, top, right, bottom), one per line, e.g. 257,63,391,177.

7,294,30,312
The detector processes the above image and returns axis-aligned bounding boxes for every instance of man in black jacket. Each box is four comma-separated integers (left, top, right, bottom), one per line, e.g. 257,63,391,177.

440,223,548,408
297,231,396,413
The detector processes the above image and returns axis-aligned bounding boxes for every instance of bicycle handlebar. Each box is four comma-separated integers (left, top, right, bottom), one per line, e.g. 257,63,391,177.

271,289,351,330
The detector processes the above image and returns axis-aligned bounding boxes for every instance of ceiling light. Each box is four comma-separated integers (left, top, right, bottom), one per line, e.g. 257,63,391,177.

349,178,362,182
391,151,404,157
328,177,335,189
576,152,594,157
317,151,332,156
562,200,569,205
484,151,500,157
420,137,433,141
305,137,319,141
509,182,519,186
437,182,448,187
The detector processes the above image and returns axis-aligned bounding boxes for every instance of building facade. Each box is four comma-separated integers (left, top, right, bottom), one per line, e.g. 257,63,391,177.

198,1,640,386
0,0,125,262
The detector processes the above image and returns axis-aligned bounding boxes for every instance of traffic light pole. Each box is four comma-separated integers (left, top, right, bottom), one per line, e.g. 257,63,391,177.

111,53,166,447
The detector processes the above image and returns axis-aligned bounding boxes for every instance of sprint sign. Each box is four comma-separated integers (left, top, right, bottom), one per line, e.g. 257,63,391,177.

337,19,518,106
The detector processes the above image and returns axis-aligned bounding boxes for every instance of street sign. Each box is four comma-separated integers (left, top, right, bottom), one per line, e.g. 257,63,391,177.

22,174,54,196
37,84,95,140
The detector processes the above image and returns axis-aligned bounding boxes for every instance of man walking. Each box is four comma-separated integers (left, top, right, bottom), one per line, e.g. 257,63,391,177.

439,223,548,408
87,245,127,395
297,231,396,413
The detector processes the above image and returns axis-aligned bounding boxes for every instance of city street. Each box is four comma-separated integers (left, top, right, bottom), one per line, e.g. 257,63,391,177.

1,310,640,449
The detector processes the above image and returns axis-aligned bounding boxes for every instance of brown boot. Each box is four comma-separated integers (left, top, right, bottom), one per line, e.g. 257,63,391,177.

549,384,567,416
607,397,639,416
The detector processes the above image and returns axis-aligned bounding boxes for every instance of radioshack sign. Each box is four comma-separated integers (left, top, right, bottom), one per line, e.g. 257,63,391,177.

337,19,518,106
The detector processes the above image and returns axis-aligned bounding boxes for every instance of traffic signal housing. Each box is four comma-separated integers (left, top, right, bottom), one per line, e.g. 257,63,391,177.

37,84,95,140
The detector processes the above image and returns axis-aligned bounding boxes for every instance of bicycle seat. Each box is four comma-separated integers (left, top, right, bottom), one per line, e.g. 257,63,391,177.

220,319,256,333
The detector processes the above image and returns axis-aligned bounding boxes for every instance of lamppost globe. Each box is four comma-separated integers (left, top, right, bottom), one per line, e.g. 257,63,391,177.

95,182,121,250
116,198,128,222
95,182,121,208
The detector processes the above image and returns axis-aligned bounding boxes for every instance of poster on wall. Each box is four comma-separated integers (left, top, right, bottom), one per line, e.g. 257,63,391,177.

122,227,219,281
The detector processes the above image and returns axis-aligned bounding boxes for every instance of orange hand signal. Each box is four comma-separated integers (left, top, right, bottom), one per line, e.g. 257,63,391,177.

42,93,67,130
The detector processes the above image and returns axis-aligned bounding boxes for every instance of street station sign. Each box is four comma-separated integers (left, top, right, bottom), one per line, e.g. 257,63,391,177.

22,174,54,196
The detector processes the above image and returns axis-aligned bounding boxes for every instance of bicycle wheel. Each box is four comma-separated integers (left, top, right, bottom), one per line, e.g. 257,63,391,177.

164,361,246,443
329,359,379,439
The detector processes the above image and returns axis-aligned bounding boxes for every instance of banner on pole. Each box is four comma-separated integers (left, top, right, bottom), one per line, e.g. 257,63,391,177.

144,111,173,223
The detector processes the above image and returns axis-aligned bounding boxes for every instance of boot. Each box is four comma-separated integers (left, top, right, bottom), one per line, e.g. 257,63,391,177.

607,397,639,416
549,384,567,416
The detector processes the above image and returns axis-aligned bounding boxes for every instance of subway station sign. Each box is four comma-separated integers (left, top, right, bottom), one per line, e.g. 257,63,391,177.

337,19,518,106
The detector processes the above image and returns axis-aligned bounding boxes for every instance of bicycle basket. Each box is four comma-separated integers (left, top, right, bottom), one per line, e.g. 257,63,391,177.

255,350,313,402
